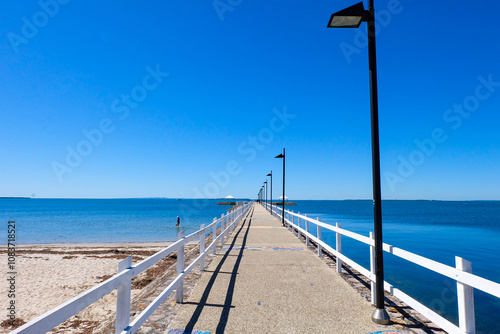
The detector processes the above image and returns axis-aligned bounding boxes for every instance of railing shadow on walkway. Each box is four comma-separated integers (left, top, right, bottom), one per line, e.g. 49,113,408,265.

180,206,254,334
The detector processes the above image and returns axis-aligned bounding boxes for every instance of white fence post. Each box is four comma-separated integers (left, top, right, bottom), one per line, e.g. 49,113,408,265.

298,212,301,239
370,232,375,305
176,230,185,303
232,209,236,230
336,222,342,274
115,256,133,334
291,210,294,232
225,213,228,232
220,213,225,245
456,256,476,334
212,217,217,255
305,214,309,246
231,209,235,230
230,210,234,232
200,224,206,271
226,213,229,232
317,217,322,257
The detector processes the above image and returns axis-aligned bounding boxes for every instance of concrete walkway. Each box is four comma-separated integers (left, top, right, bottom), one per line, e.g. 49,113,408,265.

168,203,398,334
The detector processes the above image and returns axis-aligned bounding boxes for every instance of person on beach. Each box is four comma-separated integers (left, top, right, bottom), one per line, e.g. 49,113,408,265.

176,216,180,228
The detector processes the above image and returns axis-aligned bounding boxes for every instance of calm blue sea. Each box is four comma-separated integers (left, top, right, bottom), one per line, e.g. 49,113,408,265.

0,198,232,244
1,198,499,333
291,200,500,334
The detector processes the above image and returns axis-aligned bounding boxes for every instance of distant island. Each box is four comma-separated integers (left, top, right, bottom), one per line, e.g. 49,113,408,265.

0,197,30,199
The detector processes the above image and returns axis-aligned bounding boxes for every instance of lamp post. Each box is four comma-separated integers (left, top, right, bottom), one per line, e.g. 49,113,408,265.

264,181,268,210
327,1,389,325
261,186,264,206
267,171,272,213
275,148,285,227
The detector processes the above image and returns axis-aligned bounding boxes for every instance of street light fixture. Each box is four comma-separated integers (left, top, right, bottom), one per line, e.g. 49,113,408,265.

327,2,366,28
327,0,390,325
275,148,285,227
267,171,272,214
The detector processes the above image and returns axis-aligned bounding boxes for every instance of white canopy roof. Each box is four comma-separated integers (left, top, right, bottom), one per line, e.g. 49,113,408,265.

225,195,235,199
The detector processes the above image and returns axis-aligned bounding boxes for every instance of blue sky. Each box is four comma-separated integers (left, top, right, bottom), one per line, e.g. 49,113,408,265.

1,0,499,200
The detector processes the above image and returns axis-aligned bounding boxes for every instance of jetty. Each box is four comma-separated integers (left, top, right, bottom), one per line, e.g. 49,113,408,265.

168,202,395,333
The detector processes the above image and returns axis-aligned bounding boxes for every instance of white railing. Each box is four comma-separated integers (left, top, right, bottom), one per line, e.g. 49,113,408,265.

12,202,253,334
265,203,500,334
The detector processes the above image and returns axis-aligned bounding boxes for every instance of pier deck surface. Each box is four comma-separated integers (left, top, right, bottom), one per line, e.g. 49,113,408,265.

168,203,397,333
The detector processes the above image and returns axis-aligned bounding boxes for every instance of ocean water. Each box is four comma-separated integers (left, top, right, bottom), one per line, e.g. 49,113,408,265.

290,200,500,334
2,198,499,333
0,198,233,244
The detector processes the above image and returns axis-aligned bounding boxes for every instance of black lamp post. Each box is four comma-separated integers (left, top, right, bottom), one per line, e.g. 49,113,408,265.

275,148,285,227
264,181,268,210
267,171,272,213
261,186,264,206
327,0,389,325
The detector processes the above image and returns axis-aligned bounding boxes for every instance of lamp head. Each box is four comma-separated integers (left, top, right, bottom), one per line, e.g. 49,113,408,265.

327,2,367,28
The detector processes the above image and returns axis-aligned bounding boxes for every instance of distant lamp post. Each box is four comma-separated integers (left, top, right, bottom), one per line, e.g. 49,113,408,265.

275,148,285,227
267,171,272,213
327,0,390,325
264,181,268,210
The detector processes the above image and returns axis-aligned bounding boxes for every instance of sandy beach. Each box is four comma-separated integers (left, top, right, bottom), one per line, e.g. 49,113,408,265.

0,242,188,333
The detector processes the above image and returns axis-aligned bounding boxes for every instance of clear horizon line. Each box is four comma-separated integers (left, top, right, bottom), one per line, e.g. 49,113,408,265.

2,197,499,202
